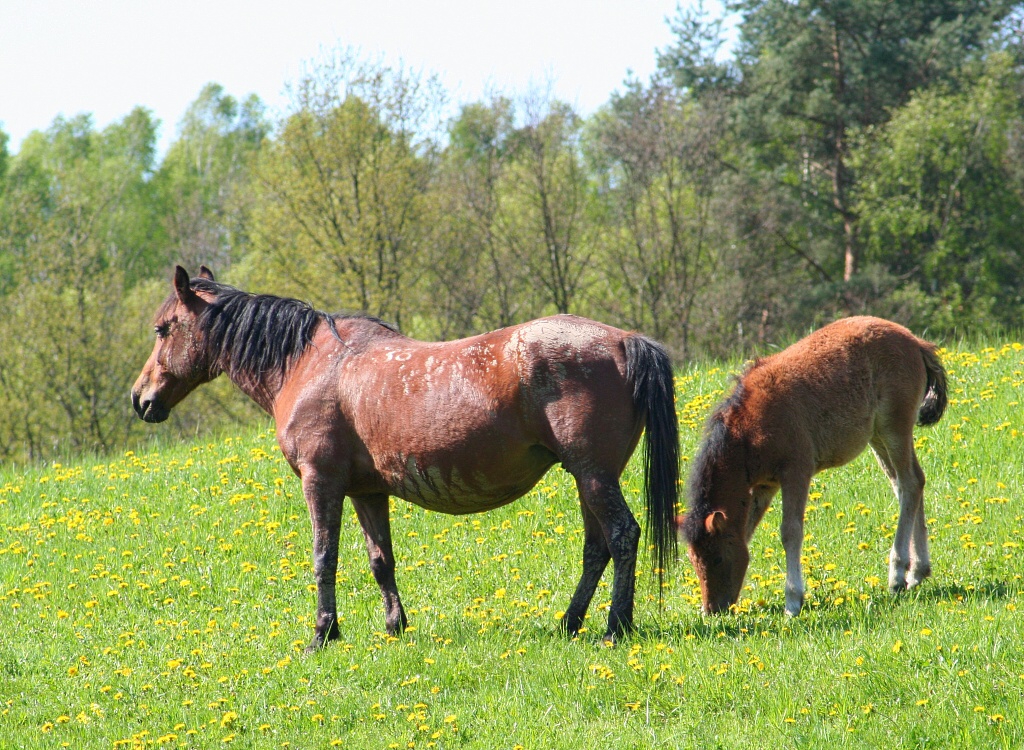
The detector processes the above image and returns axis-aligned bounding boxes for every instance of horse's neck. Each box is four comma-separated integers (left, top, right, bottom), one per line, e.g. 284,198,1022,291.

225,367,281,416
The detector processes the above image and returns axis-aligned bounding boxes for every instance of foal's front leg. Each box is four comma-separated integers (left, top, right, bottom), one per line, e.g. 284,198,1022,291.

302,470,346,653
351,494,408,636
780,474,811,617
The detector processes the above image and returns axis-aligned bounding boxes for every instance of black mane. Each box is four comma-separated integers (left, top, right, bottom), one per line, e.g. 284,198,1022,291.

185,278,397,386
681,376,748,544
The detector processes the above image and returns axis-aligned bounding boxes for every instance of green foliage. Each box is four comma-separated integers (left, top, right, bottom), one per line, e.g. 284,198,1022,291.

242,51,441,330
4,18,1024,458
0,112,165,460
587,79,728,358
430,96,533,335
727,0,1020,283
154,83,268,272
852,53,1024,330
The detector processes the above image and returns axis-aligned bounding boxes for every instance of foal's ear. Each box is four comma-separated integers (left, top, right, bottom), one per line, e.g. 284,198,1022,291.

173,265,197,303
198,265,215,281
704,510,727,535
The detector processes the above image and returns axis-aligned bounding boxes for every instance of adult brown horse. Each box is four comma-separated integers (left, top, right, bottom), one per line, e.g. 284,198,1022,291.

131,267,679,650
680,316,947,616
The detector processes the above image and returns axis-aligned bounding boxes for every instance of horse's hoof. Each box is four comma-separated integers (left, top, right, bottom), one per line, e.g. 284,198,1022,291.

559,612,584,638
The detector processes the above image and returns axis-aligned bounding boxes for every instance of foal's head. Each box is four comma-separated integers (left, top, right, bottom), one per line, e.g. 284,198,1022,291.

131,266,219,423
681,411,751,613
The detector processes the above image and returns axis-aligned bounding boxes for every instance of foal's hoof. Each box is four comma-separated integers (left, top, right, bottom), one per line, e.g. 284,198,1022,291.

784,589,804,617
906,564,932,589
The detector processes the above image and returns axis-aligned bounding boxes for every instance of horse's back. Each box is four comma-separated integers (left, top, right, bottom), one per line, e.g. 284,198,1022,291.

740,316,931,472
332,315,643,509
756,316,928,395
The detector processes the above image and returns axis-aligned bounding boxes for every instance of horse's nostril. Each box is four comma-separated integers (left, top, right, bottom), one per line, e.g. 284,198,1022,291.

131,391,145,417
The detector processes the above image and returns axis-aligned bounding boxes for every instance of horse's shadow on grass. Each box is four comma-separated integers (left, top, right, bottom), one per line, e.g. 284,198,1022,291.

620,578,1020,645
905,579,1017,604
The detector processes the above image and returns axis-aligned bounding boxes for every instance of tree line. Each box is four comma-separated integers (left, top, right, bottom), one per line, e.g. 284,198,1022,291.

0,0,1022,462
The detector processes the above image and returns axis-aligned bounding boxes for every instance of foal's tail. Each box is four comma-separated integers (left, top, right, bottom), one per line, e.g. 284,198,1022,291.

624,335,680,587
917,342,948,427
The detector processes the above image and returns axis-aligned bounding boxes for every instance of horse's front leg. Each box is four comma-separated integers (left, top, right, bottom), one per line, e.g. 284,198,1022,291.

780,474,811,617
301,470,346,653
351,494,408,636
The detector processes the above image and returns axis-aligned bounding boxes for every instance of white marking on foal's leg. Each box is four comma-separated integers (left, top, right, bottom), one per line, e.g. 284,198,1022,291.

784,573,804,617
780,480,809,616
906,497,932,588
889,457,926,593
888,544,909,592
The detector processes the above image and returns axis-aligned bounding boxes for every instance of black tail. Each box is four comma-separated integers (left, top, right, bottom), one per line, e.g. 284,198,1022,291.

917,343,947,427
624,335,680,591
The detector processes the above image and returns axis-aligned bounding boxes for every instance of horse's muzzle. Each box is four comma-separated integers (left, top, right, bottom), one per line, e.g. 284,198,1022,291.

131,390,169,423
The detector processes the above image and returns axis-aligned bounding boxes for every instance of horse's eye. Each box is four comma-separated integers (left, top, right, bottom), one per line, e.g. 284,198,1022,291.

155,323,170,339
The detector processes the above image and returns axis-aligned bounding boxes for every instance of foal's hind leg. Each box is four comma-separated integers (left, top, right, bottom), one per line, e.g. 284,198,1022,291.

561,500,612,637
351,494,408,636
870,436,929,591
570,472,640,643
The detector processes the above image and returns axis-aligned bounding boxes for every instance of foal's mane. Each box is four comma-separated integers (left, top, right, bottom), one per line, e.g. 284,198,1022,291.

681,375,749,544
165,278,398,383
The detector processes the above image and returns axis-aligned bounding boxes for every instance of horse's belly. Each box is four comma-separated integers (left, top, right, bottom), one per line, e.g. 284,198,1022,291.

814,426,873,471
388,451,555,515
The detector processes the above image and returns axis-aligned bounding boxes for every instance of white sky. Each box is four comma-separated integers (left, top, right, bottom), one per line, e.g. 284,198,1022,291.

0,0,726,157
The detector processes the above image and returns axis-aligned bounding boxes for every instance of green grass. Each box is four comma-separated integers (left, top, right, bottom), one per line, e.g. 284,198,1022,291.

1,343,1023,749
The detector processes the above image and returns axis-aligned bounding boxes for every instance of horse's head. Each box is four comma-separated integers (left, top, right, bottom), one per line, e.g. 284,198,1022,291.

681,508,750,614
131,266,218,423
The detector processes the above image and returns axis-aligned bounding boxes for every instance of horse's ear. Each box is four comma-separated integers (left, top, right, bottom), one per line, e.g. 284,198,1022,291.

198,265,215,281
173,266,196,303
705,510,727,535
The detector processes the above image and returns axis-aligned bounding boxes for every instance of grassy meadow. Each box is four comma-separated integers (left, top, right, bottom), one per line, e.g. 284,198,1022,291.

1,342,1023,749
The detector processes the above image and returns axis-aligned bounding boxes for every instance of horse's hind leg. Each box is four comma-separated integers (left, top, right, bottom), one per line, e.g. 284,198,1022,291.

561,500,612,637
351,494,408,636
906,486,931,588
570,472,640,643
871,436,929,591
